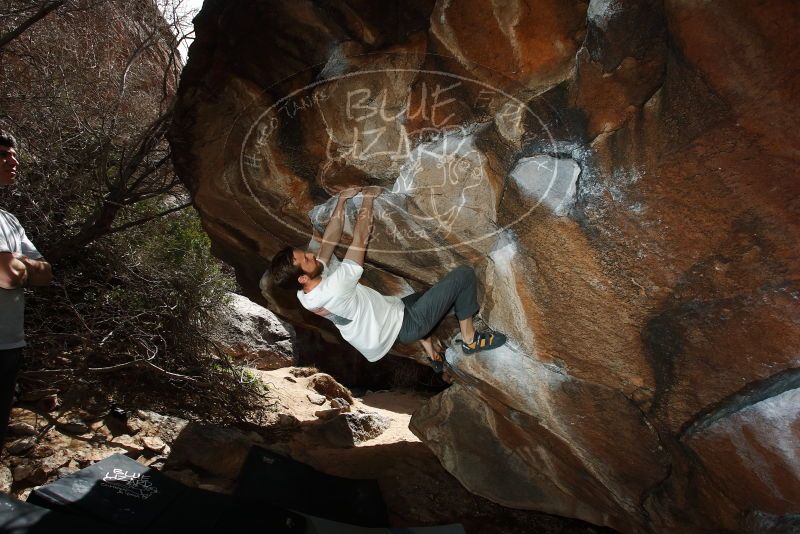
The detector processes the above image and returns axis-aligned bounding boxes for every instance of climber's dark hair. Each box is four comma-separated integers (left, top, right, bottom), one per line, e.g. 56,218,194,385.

270,246,304,290
0,130,17,149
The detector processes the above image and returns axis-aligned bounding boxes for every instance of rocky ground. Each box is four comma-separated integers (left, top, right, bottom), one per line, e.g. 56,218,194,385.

1,366,610,533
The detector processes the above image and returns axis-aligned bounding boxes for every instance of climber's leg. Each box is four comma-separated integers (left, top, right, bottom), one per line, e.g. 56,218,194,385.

420,336,445,373
395,266,479,344
458,316,476,347
419,336,436,359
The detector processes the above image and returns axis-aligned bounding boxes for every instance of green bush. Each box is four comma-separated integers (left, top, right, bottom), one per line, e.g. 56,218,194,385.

1,0,271,424
21,207,269,424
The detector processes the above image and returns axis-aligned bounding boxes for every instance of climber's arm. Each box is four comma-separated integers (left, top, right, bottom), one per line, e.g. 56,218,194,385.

344,186,381,267
317,187,360,265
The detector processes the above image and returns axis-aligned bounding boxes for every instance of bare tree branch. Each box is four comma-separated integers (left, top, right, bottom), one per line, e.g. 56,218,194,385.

0,0,66,48
106,201,192,236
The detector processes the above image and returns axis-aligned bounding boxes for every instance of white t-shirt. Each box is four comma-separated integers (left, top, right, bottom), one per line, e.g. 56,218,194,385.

0,209,43,350
297,257,404,361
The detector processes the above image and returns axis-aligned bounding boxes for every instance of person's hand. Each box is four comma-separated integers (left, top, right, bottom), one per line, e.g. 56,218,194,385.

337,187,361,200
362,185,382,199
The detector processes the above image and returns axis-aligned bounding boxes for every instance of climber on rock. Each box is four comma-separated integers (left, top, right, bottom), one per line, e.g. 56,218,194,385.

268,186,506,373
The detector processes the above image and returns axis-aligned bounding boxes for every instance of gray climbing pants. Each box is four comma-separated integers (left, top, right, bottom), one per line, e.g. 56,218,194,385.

395,266,480,344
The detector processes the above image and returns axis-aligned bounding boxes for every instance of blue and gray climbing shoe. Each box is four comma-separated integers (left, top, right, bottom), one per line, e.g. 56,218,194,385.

462,330,507,354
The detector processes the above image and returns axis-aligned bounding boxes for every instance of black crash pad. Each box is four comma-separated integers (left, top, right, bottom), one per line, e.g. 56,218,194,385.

27,453,185,529
234,447,389,527
21,450,464,533
26,453,305,533
0,492,107,533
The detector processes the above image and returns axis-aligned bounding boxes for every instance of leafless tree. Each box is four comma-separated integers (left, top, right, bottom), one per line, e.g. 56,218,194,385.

0,2,263,421
0,0,197,260
0,1,66,48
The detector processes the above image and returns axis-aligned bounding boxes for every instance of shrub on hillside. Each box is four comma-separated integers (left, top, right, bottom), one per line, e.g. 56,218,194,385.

0,1,270,423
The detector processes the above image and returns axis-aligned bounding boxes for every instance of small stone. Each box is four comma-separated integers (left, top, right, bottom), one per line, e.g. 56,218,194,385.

142,436,166,453
314,407,348,420
84,400,110,419
78,447,128,465
141,455,166,466
277,414,298,426
0,466,13,492
314,412,390,448
8,422,36,437
57,418,89,435
94,424,112,438
9,408,44,429
307,393,326,405
7,437,36,455
12,465,34,482
283,376,297,383
149,460,166,470
109,434,141,452
40,454,70,474
309,374,353,404
7,457,25,468
289,367,318,378
126,418,145,435
30,445,56,459
330,398,351,409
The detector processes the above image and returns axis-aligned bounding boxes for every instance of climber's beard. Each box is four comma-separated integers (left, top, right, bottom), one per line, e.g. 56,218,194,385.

307,260,324,280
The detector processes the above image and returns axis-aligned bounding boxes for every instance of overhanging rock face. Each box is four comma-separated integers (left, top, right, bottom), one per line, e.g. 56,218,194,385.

169,1,800,531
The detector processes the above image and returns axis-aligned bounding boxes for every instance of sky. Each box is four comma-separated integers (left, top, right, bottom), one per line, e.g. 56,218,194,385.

182,0,205,12
169,0,205,61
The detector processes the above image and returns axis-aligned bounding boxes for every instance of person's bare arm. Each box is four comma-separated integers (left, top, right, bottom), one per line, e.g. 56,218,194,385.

0,252,28,289
318,187,360,265
18,254,52,286
344,186,381,267
0,253,52,289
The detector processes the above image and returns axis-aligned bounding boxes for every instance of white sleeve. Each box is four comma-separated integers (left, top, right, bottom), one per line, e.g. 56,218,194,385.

0,228,12,254
0,212,16,253
324,259,363,294
20,229,42,260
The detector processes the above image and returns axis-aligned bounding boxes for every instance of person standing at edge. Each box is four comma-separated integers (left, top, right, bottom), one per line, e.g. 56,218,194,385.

268,186,505,373
0,131,53,450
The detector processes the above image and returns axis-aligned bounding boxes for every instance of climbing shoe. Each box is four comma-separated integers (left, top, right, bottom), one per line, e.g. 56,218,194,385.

462,330,507,354
429,351,446,374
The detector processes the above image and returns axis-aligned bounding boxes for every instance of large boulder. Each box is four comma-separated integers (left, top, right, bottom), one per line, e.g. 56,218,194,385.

217,292,296,369
169,1,800,532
